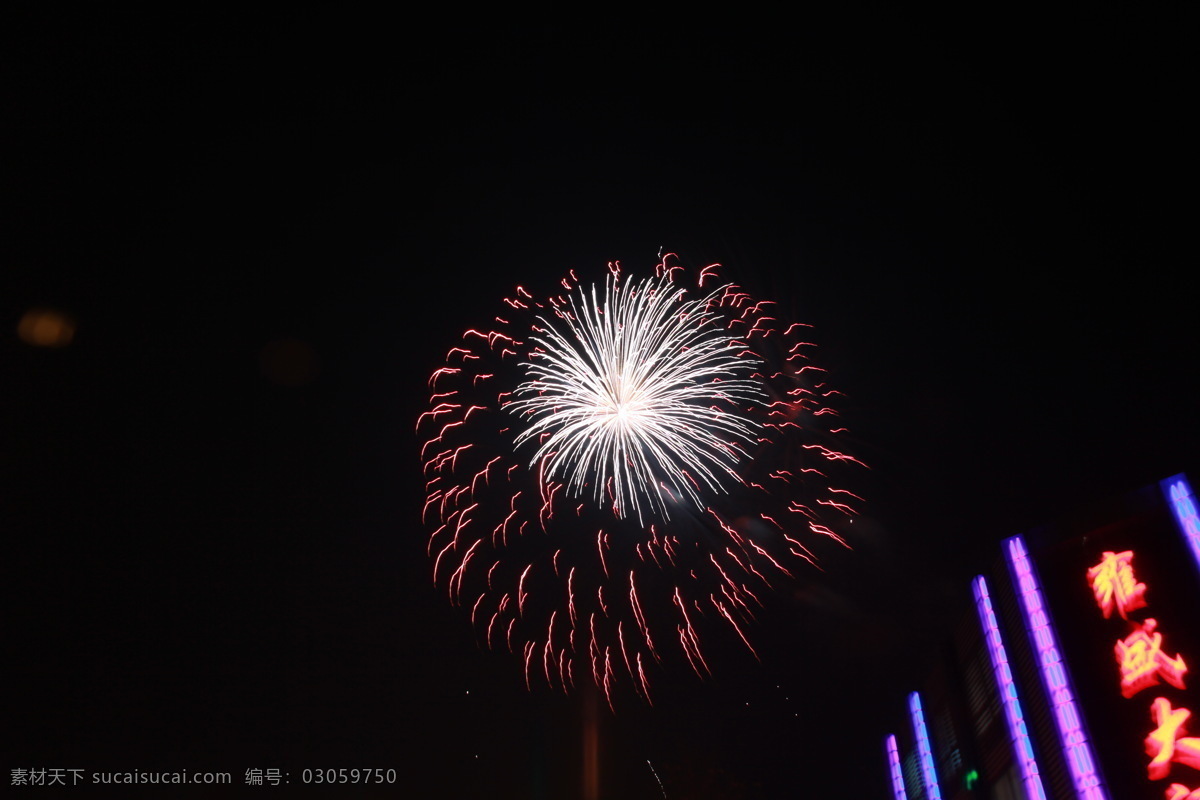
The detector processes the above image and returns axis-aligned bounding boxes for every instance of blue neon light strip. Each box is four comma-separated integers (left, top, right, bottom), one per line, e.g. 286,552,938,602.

973,575,1047,800
1005,536,1107,800
885,734,908,800
908,692,942,800
1161,474,1200,581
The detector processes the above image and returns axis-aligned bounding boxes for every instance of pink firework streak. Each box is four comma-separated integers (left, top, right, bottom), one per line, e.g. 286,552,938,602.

418,255,863,708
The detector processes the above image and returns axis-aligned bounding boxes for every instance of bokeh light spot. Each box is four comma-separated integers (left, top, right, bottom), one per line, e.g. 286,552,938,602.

17,308,76,348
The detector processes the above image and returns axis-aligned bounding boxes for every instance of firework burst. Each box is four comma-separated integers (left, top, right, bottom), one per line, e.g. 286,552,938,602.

419,255,862,707
508,272,765,524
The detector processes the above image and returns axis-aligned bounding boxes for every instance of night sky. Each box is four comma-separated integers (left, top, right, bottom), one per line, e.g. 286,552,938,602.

4,9,1194,798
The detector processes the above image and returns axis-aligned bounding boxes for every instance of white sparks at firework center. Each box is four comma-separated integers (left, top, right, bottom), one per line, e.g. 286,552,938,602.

507,274,765,522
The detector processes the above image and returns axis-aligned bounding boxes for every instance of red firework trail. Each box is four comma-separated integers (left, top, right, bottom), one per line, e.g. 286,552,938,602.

418,254,863,708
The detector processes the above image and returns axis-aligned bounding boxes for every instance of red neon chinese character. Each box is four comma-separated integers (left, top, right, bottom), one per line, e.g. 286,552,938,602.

1087,550,1148,619
1116,618,1188,698
1146,697,1200,781
1167,784,1200,800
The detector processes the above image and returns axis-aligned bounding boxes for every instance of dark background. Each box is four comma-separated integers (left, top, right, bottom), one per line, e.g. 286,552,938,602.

3,7,1193,798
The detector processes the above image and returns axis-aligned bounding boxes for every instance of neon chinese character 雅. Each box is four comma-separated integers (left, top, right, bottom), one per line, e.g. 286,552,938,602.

1087,550,1148,620
1116,618,1188,699
1146,697,1200,781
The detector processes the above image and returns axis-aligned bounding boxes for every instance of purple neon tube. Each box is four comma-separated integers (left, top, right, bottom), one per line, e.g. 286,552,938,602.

973,574,1047,800
1005,535,1106,800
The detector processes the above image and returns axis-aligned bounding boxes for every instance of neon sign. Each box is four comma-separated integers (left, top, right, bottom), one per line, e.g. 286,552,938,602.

1085,543,1200,796
1162,475,1200,582
1006,535,1108,800
1146,697,1200,781
908,692,942,800
1086,550,1148,620
973,575,1047,800
1114,618,1188,699
885,734,908,800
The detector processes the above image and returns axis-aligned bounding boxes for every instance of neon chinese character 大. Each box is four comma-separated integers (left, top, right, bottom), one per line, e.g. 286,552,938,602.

1146,697,1200,781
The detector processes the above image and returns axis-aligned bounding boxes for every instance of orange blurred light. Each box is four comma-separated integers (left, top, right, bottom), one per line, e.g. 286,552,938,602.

17,308,76,347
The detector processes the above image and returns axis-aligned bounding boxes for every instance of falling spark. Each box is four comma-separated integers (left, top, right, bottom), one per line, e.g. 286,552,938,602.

647,760,668,798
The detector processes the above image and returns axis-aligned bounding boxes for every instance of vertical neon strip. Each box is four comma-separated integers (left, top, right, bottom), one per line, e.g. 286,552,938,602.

1005,536,1107,800
1161,474,1200,580
908,692,942,800
885,734,908,800
973,575,1048,800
